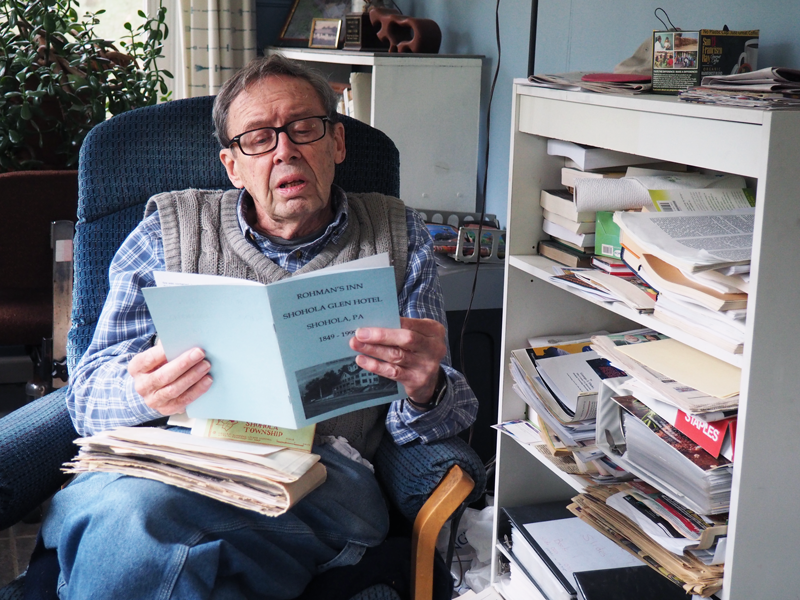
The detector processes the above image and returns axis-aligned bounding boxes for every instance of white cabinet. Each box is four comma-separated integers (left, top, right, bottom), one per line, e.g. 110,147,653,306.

492,80,800,600
266,47,483,213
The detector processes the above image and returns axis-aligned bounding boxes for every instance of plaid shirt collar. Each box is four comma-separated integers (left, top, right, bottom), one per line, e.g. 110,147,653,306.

235,185,349,270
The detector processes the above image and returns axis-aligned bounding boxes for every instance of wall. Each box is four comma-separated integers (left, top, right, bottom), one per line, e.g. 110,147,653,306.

535,1,800,75
257,1,800,227
396,0,532,227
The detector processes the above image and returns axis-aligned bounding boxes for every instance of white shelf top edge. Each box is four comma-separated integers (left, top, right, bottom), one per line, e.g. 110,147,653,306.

512,78,768,125
509,254,745,368
268,47,483,67
511,434,588,493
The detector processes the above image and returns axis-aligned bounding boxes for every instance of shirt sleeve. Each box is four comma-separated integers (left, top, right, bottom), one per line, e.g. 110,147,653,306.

385,208,479,445
66,212,167,436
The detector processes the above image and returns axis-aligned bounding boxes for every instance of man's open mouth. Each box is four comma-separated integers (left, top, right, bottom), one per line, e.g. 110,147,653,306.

279,179,304,189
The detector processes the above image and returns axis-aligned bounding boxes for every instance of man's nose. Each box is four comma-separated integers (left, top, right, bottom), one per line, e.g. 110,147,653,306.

272,131,300,162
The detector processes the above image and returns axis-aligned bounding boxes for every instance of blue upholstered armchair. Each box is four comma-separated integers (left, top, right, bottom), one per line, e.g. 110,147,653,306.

0,97,486,600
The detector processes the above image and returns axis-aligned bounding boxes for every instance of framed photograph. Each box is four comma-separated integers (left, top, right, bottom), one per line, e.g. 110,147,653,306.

278,0,349,47
309,18,342,49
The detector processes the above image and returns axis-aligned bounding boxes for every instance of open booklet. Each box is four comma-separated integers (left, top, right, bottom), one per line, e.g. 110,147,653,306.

142,253,405,430
64,427,327,517
614,208,755,273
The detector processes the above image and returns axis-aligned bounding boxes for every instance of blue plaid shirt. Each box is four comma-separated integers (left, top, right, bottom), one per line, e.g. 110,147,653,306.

66,188,478,446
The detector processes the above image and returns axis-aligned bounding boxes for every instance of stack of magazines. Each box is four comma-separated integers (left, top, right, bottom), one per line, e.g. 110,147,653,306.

507,331,647,482
604,393,733,516
679,66,800,109
65,427,327,517
527,72,652,94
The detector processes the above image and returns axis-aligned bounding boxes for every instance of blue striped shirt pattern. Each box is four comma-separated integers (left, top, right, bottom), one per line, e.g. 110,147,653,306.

66,188,479,446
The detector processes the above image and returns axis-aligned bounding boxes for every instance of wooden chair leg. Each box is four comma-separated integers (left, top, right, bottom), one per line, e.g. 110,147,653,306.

411,465,475,600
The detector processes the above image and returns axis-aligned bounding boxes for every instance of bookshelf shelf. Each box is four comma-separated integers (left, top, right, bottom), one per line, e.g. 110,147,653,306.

492,82,800,600
266,47,483,213
508,255,745,367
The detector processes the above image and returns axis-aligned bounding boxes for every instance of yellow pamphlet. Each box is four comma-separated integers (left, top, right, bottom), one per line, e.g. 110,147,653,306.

193,419,316,453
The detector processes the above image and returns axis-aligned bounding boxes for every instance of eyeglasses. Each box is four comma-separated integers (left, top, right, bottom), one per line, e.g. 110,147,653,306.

228,116,331,156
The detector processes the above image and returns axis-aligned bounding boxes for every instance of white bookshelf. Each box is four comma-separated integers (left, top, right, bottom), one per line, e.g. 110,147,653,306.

492,81,800,600
266,47,483,213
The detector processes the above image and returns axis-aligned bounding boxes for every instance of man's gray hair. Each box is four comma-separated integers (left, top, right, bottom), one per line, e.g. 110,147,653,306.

213,54,340,148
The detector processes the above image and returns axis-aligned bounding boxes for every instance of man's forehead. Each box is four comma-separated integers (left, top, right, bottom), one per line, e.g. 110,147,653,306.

233,76,325,124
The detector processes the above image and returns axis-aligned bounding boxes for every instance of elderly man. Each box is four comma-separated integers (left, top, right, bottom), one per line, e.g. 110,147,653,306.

41,55,478,599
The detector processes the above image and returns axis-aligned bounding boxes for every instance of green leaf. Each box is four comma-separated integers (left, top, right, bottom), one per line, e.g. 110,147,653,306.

138,10,146,18
8,129,22,144
44,12,56,34
124,22,133,31
19,102,31,120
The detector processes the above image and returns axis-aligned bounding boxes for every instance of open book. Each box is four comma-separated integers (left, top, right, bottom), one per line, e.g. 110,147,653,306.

142,254,405,429
64,427,327,516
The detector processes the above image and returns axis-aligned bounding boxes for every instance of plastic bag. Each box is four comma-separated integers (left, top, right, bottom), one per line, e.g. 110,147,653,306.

437,505,495,595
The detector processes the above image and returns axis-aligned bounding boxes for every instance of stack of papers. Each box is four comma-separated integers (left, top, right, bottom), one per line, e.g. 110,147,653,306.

526,72,652,94
679,67,800,109
615,208,752,353
64,427,327,517
591,335,740,415
569,486,725,597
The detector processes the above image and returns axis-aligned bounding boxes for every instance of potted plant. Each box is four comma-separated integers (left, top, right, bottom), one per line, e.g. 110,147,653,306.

0,1,172,395
0,0,172,171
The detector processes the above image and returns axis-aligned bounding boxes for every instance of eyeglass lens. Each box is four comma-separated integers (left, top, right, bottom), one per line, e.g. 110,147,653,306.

236,117,327,155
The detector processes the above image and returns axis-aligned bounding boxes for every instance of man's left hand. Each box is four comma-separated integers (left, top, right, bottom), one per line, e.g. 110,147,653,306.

350,317,446,407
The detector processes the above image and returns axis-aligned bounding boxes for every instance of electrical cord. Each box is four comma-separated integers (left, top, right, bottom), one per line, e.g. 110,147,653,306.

459,0,502,451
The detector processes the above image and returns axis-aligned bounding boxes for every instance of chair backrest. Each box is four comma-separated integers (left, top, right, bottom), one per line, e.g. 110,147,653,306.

68,96,400,373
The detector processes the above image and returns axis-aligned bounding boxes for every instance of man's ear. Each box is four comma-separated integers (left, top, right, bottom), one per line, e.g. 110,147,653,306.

219,148,245,189
333,122,346,165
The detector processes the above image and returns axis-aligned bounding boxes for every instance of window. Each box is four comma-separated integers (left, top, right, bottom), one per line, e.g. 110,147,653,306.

80,0,148,44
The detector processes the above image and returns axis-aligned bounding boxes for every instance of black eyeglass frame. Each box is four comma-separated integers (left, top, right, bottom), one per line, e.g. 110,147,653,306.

228,115,332,156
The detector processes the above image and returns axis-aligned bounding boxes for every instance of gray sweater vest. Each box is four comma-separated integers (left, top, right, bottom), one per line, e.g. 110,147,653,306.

145,188,409,461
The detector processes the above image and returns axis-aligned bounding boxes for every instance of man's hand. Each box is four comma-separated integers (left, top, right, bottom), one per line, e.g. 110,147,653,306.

128,342,212,416
350,317,446,407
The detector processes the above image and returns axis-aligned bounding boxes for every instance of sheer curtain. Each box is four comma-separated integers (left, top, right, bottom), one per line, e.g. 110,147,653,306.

150,0,258,99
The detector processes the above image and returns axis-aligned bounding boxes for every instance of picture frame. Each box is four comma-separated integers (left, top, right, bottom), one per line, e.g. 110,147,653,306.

278,0,350,47
309,18,342,49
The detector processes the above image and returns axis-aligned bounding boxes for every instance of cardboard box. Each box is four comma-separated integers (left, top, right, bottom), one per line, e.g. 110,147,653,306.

594,211,621,259
652,29,759,94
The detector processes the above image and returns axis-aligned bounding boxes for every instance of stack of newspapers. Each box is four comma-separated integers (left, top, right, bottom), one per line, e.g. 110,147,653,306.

64,427,327,517
679,67,800,109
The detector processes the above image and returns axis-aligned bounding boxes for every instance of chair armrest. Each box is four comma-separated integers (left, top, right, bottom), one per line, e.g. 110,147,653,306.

373,435,486,523
0,389,78,530
411,465,474,600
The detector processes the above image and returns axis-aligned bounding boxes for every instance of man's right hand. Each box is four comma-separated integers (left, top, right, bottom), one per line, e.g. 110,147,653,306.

128,341,212,416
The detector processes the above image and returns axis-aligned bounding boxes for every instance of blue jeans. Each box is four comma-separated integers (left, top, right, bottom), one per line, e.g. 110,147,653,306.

41,444,390,599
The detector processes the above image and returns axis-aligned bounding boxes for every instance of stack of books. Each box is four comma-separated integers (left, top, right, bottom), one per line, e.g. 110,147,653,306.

538,188,597,267
615,209,753,354
538,140,670,269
